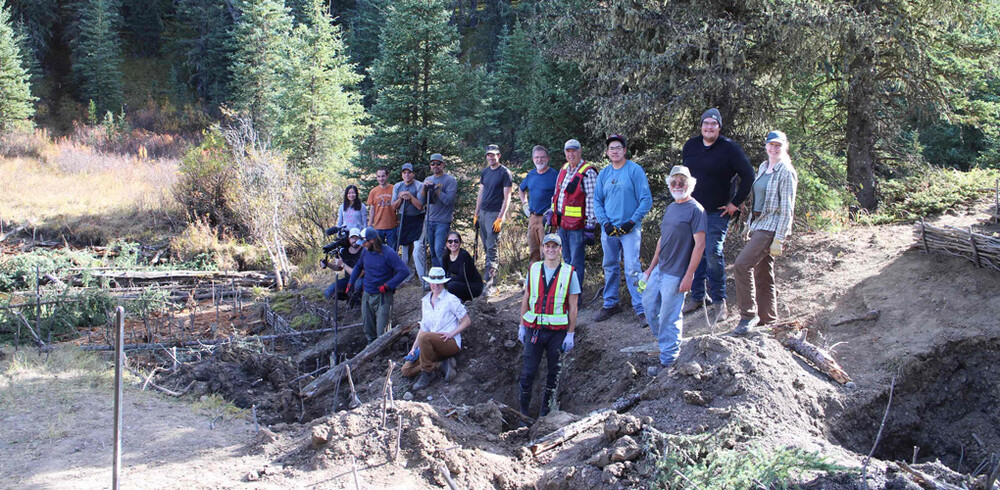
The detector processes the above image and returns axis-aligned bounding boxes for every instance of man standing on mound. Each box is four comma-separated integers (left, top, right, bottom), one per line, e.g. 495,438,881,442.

347,226,410,343
517,233,579,420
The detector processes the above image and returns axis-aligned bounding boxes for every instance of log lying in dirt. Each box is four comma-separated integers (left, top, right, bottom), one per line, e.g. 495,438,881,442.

300,322,416,399
896,461,965,490
772,322,853,385
524,410,614,457
913,220,1000,273
65,269,277,287
79,323,362,351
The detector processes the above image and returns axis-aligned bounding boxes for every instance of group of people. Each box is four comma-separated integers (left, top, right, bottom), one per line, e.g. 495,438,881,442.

328,108,799,418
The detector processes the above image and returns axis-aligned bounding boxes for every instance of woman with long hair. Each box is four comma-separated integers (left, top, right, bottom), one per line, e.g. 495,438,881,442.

732,130,798,335
441,231,484,301
337,185,368,230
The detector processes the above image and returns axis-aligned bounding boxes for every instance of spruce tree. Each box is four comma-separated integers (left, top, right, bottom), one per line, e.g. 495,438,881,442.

228,0,295,141
281,0,368,170
71,0,125,116
358,0,465,180
0,4,35,131
172,0,236,105
122,0,163,56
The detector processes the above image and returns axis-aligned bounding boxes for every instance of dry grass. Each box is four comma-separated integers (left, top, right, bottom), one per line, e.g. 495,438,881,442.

0,138,182,244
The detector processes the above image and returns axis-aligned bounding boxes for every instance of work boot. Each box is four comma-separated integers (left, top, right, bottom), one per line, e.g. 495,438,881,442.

636,312,647,327
731,315,759,336
682,297,712,314
539,389,556,417
442,357,457,382
593,304,621,322
518,389,532,427
413,370,436,391
712,299,728,323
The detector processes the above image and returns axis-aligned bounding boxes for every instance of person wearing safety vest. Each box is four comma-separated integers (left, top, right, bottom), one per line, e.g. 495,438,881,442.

550,138,599,285
517,233,580,421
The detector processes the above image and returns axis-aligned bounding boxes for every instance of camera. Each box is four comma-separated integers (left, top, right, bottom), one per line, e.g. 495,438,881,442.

321,226,352,269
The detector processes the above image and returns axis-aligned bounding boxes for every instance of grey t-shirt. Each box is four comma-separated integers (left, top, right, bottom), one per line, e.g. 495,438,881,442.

658,199,708,277
392,180,424,216
423,173,458,223
752,171,772,213
542,264,581,295
478,165,513,213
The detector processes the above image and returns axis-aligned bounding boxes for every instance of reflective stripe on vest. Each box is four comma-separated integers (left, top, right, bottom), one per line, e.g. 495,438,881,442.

521,261,573,329
555,162,595,230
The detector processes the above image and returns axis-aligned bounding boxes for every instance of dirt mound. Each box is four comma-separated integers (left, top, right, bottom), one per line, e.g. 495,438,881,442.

257,400,539,489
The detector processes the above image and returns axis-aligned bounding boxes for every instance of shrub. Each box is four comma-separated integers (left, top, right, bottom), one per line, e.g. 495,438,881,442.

0,127,52,159
0,249,100,292
169,219,269,271
863,167,1000,224
174,129,240,231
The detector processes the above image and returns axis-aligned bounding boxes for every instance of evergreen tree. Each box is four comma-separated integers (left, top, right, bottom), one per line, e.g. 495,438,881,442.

357,0,465,180
71,0,125,115
122,0,163,56
228,0,296,141
6,0,58,81
281,0,368,170
0,3,36,130
343,0,384,106
172,0,236,105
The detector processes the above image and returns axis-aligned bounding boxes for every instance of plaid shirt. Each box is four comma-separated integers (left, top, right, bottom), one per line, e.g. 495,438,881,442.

748,160,798,241
555,160,599,227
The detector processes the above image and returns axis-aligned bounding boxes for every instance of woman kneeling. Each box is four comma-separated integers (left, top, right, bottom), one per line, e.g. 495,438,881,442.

402,267,471,390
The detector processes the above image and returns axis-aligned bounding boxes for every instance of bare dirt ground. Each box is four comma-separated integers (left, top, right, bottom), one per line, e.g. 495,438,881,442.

2,199,999,488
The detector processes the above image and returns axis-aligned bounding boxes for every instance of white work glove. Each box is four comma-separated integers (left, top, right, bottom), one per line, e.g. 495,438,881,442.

561,332,575,352
518,325,527,344
770,238,783,257
522,201,530,218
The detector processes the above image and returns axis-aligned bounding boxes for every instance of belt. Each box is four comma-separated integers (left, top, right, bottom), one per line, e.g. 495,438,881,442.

752,211,761,219
531,212,546,217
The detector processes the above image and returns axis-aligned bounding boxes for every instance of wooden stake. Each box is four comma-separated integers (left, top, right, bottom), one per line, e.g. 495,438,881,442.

345,364,361,409
861,375,896,490
113,306,125,490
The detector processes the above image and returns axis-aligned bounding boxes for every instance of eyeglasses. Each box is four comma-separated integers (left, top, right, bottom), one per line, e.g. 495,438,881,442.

430,161,443,166
447,239,461,244
669,180,688,188
607,145,625,151
702,121,720,128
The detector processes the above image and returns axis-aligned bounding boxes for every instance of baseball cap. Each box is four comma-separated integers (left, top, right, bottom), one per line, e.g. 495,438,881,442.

765,130,788,145
564,139,581,150
361,226,379,242
485,144,501,155
430,153,444,162
401,163,414,172
542,233,562,246
669,165,692,179
349,227,362,238
605,134,626,148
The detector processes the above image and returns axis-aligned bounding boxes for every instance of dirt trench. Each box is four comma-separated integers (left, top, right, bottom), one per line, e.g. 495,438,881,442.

831,337,1000,472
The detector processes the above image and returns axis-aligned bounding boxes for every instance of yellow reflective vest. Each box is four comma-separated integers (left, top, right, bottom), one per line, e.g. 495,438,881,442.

521,261,574,330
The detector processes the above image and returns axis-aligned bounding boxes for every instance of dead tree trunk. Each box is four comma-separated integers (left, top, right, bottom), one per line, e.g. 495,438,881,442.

300,323,416,399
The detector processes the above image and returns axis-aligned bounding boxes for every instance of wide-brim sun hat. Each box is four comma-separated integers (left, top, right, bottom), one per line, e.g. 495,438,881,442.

422,266,451,284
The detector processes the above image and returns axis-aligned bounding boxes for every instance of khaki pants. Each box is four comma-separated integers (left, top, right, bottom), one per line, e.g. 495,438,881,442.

734,230,777,324
527,214,546,263
401,331,460,376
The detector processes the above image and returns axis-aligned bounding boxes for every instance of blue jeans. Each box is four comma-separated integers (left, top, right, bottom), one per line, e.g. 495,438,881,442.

426,220,451,267
601,225,643,313
478,210,500,276
691,214,729,302
641,268,662,333
558,228,587,285
651,272,685,366
376,227,398,251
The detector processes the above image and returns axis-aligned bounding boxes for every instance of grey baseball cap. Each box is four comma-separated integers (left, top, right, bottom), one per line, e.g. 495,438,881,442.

429,153,444,162
542,233,562,246
564,139,581,150
401,163,414,172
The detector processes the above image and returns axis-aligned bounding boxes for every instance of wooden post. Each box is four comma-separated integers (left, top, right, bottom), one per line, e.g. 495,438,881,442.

995,178,999,224
35,266,41,343
113,306,125,489
919,219,929,253
969,227,981,268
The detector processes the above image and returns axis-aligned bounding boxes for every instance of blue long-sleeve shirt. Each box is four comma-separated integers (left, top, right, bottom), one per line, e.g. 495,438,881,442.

348,244,410,294
594,160,653,226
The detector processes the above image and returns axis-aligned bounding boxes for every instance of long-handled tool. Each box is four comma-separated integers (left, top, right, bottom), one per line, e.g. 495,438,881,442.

473,215,481,263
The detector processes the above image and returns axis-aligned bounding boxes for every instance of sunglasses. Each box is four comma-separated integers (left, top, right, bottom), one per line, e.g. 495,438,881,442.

447,239,461,244
430,161,443,166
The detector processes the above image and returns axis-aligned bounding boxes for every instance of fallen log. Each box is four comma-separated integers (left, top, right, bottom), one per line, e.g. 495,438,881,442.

300,322,416,399
495,402,535,427
772,322,852,385
524,409,614,457
896,461,964,490
79,323,362,351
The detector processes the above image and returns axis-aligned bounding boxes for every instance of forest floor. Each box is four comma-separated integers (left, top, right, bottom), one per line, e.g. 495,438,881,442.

2,198,999,488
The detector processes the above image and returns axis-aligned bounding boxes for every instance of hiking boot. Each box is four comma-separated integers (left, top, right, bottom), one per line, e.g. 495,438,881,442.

731,316,759,336
593,304,621,322
413,370,436,391
636,312,647,327
442,357,457,382
682,297,712,314
712,299,728,323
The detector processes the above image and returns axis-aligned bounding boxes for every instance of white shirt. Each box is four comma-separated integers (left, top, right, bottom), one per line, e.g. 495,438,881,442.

419,289,468,348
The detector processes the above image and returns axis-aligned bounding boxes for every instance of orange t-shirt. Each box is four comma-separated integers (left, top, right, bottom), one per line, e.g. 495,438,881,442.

367,185,398,229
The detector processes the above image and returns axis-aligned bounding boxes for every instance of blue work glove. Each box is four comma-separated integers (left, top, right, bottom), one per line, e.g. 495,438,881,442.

518,325,527,344
403,347,420,362
584,224,596,246
561,332,575,352
620,220,635,234
543,210,554,227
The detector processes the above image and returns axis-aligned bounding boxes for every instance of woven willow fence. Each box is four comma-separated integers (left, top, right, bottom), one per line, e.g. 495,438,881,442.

914,219,1000,273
